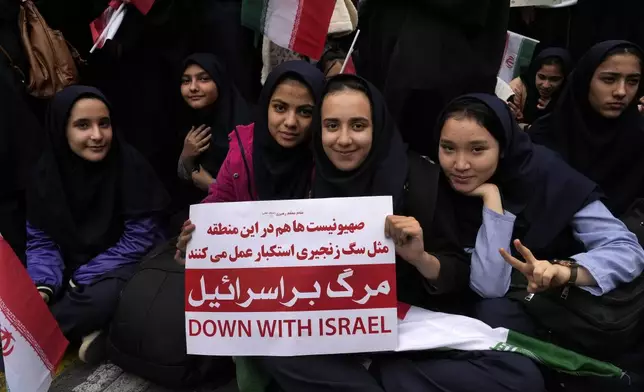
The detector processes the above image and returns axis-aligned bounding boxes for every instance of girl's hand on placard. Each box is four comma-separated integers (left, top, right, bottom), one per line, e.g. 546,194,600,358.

175,220,196,265
385,215,425,265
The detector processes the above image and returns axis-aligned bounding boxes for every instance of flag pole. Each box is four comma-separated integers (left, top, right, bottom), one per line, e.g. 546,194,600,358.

89,3,126,54
340,29,360,74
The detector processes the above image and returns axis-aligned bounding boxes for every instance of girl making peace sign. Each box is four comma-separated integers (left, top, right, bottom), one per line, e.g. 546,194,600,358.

434,93,644,300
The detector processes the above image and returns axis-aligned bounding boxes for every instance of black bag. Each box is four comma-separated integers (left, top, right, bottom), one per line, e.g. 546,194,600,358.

620,199,644,245
107,241,233,388
509,199,644,359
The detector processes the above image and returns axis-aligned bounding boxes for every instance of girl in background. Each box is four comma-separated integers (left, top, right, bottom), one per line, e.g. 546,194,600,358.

508,48,572,128
530,41,644,216
177,53,251,195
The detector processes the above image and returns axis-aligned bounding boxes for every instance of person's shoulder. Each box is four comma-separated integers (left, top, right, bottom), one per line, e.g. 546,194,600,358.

407,151,441,177
402,151,443,227
405,151,441,199
228,123,255,150
530,112,552,127
223,123,255,174
527,113,554,139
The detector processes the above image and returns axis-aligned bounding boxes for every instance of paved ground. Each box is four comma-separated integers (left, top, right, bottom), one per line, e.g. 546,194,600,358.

49,361,239,392
1,356,239,392
49,363,237,392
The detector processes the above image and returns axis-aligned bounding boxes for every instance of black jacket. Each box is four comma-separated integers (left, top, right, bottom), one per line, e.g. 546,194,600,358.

357,0,510,156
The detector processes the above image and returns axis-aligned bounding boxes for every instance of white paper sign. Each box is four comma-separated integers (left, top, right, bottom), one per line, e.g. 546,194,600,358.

511,0,577,6
185,196,398,356
511,0,555,6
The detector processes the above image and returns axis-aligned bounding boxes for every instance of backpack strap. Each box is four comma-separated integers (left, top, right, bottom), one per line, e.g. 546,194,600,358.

233,127,255,200
404,151,440,234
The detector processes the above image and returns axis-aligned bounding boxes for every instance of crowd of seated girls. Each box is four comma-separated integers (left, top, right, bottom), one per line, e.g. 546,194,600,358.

16,40,644,392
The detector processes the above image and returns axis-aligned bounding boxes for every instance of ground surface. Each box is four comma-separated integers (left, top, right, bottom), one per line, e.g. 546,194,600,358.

1,353,240,392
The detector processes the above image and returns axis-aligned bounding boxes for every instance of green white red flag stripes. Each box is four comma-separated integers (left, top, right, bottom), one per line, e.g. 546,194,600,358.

498,31,539,83
90,0,156,51
242,0,336,60
396,303,623,379
234,302,624,391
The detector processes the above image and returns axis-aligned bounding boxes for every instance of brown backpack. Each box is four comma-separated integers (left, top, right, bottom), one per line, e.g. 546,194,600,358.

18,0,82,98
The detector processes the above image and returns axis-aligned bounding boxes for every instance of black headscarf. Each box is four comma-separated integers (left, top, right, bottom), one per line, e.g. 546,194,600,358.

27,86,170,269
435,94,601,255
252,61,325,200
530,40,644,216
520,47,572,123
181,53,251,176
312,74,409,211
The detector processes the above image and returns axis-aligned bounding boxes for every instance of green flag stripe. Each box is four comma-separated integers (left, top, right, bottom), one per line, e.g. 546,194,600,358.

502,331,624,378
241,0,268,34
513,38,538,80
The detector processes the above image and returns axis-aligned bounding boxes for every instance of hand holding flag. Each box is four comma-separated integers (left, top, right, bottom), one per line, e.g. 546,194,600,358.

89,0,157,53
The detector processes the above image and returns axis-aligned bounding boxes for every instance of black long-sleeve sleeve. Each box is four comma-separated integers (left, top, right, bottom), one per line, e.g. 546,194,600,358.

428,251,472,295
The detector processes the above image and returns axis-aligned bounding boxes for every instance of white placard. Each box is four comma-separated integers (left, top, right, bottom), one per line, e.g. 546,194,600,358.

510,0,570,6
185,196,398,356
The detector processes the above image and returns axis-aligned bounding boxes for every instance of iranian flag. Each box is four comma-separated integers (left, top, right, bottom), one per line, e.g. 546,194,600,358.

0,238,68,392
242,0,336,60
90,0,156,52
234,302,624,390
396,303,623,378
498,31,540,83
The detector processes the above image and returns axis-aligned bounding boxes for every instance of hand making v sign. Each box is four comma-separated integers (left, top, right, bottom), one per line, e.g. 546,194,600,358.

499,239,572,293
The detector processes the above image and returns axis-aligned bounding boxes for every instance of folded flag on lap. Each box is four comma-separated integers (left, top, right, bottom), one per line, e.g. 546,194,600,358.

235,302,624,392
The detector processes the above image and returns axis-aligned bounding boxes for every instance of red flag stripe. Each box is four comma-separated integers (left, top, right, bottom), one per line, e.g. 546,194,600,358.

342,56,356,75
90,1,122,46
0,240,68,371
0,300,56,372
131,0,156,15
290,0,336,60
396,302,412,320
90,3,108,41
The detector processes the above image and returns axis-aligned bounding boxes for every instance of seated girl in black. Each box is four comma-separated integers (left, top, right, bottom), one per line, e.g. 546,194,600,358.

26,86,169,363
434,94,644,391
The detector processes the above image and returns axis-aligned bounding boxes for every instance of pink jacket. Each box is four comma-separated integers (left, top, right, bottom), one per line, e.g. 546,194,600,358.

203,124,257,203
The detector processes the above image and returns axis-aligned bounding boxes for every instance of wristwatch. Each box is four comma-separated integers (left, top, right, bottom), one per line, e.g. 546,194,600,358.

552,258,578,285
